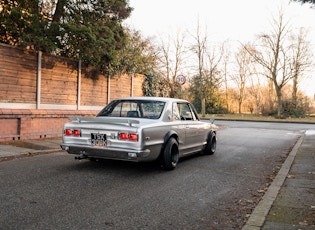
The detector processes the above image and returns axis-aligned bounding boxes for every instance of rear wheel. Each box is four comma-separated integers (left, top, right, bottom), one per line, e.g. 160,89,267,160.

162,137,179,170
204,133,216,155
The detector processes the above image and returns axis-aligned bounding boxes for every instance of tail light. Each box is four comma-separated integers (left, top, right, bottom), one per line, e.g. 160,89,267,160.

64,129,73,136
129,133,138,141
64,129,81,137
119,132,138,141
73,129,81,136
119,132,129,140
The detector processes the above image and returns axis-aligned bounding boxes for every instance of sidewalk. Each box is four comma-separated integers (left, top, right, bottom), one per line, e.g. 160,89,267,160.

0,133,314,229
243,131,315,230
0,138,62,161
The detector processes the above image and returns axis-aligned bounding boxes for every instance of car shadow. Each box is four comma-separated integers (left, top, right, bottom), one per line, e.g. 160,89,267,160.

67,157,165,175
66,151,214,175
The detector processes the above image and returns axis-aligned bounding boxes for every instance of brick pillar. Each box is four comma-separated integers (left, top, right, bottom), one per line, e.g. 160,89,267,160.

19,117,31,140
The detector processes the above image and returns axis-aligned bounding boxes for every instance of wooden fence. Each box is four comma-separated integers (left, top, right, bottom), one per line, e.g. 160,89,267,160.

0,44,144,141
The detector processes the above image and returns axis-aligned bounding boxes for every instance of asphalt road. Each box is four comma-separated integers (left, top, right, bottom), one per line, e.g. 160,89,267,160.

0,121,313,230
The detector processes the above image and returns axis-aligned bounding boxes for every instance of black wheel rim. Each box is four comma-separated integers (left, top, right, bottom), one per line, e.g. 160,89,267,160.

171,145,179,166
211,139,216,152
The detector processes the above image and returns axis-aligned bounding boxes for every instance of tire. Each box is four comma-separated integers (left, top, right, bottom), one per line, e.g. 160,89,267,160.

204,132,216,155
162,137,179,170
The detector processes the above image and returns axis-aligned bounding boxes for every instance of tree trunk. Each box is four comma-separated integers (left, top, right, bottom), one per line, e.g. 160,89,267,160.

238,100,242,114
268,79,274,113
53,0,67,22
292,76,298,107
255,97,259,115
274,85,283,117
238,89,243,114
201,98,205,117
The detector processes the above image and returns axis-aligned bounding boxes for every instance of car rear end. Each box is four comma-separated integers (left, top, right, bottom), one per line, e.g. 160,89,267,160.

61,117,153,162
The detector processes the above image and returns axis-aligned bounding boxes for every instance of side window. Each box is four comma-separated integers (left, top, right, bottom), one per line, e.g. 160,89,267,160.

189,104,199,121
141,101,165,119
178,103,194,120
172,103,181,120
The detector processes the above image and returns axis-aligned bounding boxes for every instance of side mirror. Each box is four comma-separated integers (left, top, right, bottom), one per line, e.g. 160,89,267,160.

209,119,215,124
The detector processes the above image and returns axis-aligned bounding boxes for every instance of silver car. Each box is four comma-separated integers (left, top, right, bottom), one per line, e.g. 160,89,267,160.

61,97,217,170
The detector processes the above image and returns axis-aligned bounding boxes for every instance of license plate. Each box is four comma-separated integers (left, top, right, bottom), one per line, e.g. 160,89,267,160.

91,133,107,146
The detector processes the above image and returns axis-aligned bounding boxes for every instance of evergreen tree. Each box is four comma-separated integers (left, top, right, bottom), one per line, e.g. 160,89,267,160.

0,0,132,75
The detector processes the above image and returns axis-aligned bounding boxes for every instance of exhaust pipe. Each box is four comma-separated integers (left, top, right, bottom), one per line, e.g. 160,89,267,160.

75,154,87,160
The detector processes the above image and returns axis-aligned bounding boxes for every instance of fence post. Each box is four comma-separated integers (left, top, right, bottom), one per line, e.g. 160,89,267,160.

36,51,42,109
131,73,134,97
77,59,81,110
107,74,110,104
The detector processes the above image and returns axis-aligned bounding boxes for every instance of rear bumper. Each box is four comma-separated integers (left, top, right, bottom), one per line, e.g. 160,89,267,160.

60,144,153,162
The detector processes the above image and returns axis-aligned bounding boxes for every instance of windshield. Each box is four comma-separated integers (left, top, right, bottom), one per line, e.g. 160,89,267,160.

97,100,165,119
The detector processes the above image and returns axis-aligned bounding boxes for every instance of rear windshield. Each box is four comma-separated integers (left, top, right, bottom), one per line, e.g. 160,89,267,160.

97,100,165,119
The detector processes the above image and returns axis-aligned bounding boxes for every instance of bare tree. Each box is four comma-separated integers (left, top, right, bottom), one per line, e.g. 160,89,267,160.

190,21,208,116
290,0,315,6
288,28,313,105
157,31,186,98
247,68,263,115
232,44,253,113
222,45,231,112
190,21,225,116
204,43,225,105
246,10,293,117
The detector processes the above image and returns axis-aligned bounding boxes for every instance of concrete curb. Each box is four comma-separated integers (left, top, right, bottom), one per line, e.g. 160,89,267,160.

242,134,305,230
0,148,62,161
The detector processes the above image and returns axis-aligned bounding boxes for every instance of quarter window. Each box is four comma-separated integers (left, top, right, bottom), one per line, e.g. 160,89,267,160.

177,103,194,120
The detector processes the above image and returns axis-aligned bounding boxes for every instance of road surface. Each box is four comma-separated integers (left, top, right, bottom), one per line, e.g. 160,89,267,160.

1,121,313,229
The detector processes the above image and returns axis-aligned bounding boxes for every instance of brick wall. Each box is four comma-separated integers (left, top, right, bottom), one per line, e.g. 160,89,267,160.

0,109,98,141
0,118,19,139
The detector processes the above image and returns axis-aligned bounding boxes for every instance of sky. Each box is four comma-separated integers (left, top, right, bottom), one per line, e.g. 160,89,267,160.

125,0,315,97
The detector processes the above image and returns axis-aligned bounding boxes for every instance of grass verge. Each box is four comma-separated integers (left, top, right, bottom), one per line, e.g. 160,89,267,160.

200,113,315,124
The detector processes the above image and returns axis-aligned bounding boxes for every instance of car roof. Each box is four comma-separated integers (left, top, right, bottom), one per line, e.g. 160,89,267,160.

114,96,189,103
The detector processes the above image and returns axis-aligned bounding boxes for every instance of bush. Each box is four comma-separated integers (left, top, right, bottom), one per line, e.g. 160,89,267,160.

282,99,309,118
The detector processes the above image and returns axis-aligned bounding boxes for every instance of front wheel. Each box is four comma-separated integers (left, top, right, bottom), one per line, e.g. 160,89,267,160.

161,137,179,170
204,132,216,155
